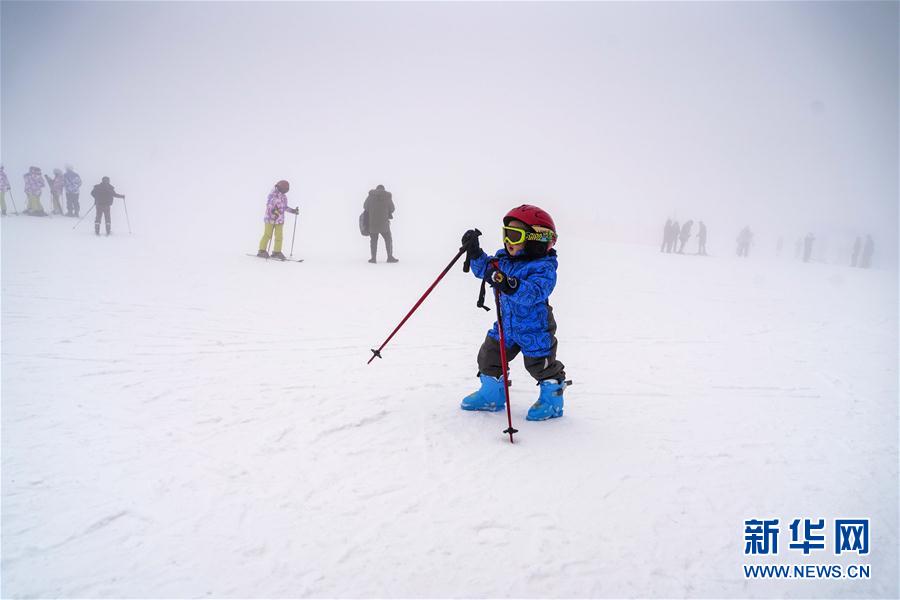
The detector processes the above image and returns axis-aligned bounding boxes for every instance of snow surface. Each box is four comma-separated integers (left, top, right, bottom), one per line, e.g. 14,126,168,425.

1,213,898,598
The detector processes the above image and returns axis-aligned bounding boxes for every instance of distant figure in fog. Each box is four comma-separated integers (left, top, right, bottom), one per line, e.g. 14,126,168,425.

860,235,874,269
45,168,65,215
91,176,125,236
363,184,398,263
23,166,47,216
850,236,861,267
668,220,679,253
736,226,753,257
678,220,693,253
803,232,815,263
64,165,83,217
0,165,10,215
697,221,708,255
661,218,672,252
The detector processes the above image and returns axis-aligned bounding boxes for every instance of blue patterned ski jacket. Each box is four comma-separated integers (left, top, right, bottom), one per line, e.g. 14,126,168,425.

469,248,558,357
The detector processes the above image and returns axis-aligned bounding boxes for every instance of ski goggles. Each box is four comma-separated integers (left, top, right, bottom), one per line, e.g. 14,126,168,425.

503,225,556,245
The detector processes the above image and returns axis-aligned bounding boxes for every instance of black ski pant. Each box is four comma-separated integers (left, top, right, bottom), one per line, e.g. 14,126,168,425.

476,333,566,383
95,204,111,234
66,192,80,216
369,230,393,260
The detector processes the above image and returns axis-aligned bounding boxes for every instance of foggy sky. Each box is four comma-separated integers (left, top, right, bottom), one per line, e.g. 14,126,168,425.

2,1,897,264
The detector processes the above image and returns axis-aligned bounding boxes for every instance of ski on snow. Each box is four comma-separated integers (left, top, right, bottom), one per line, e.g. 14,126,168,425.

246,253,304,263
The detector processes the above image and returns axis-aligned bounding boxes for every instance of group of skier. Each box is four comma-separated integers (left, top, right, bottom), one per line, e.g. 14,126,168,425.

661,218,708,255
662,220,877,268
1,164,82,218
786,233,876,267
255,181,400,264
850,235,876,268
1,165,126,236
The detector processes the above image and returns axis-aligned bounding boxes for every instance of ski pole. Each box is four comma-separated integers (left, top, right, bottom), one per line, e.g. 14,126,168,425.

122,197,132,234
266,217,275,256
491,262,518,444
73,204,96,229
368,245,468,364
8,189,19,215
289,210,298,257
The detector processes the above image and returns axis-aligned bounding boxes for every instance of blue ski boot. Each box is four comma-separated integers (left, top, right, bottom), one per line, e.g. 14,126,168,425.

526,379,567,421
461,374,506,412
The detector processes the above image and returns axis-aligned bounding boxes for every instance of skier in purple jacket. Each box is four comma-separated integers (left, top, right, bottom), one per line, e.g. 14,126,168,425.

23,167,47,216
256,180,299,260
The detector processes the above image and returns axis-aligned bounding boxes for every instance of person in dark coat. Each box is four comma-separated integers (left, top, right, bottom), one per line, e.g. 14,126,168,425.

697,221,708,255
678,220,693,254
861,235,874,268
668,220,679,253
363,184,397,263
803,232,815,263
736,226,753,257
90,176,125,236
851,236,861,267
661,218,672,252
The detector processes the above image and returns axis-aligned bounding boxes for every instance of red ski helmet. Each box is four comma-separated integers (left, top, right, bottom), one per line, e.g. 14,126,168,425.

504,204,556,233
504,204,557,255
276,180,290,193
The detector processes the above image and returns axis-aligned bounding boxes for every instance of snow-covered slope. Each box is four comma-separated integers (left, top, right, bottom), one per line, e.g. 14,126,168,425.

2,215,897,598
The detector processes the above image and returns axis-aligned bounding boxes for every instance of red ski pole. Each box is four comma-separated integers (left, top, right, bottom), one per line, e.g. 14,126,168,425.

491,262,518,443
368,245,470,364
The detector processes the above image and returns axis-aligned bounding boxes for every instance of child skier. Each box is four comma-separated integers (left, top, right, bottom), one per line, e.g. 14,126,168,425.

257,180,299,260
23,166,47,216
460,204,568,421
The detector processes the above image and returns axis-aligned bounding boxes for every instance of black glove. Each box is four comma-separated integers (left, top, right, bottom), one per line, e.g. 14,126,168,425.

485,265,519,295
461,229,483,261
289,207,299,215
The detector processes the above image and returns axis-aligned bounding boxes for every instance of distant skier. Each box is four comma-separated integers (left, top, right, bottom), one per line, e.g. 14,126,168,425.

363,184,398,263
45,168,65,215
256,180,298,259
23,166,47,216
459,204,568,421
678,220,693,254
860,235,874,268
696,221,707,255
0,165,10,215
90,176,125,236
736,226,753,257
64,165,83,217
803,233,815,263
668,220,680,253
661,218,672,252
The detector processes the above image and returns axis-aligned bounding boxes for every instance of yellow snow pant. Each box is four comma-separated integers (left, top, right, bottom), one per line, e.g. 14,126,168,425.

259,222,284,253
0,191,6,214
27,194,45,213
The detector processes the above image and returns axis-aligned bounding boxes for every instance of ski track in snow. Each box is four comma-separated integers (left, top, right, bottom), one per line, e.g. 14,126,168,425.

1,216,898,598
